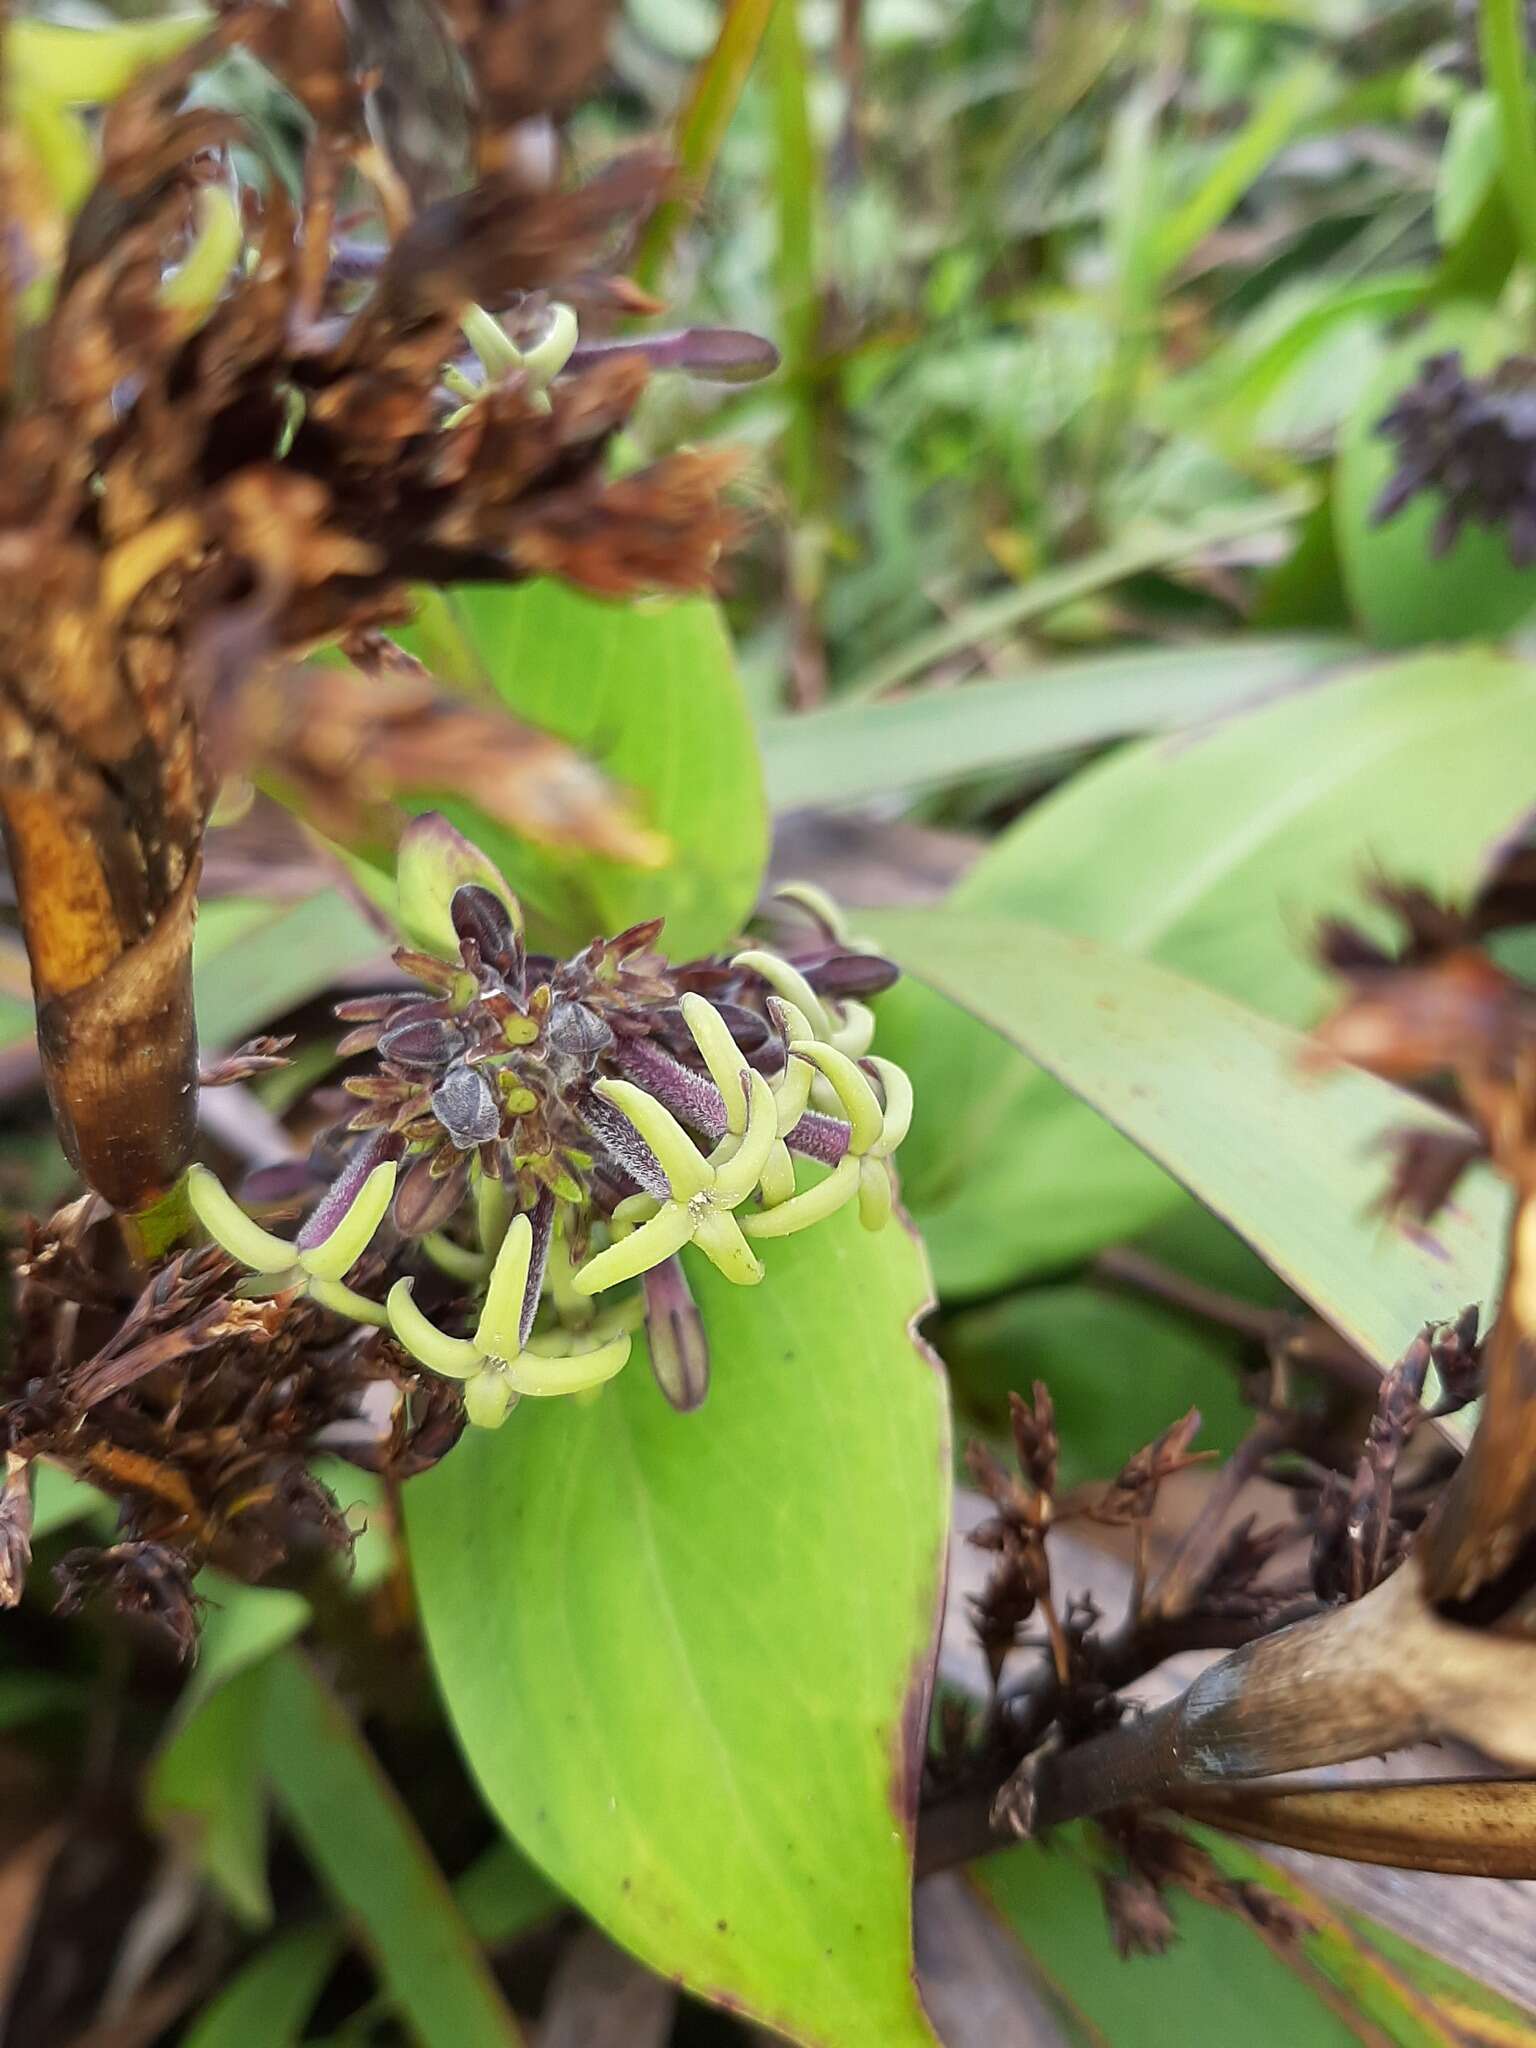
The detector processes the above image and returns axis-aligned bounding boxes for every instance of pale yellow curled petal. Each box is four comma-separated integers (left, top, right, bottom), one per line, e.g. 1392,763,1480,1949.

473,1212,534,1360
611,1191,662,1226
731,950,830,1040
476,1171,511,1258
692,1209,765,1286
187,1165,299,1275
743,1155,860,1239
300,1160,398,1282
772,880,847,940
865,1056,914,1156
594,1077,711,1202
464,1367,517,1429
160,184,243,324
711,1069,779,1206
681,992,750,1135
759,1138,797,1208
572,1201,696,1296
827,1000,875,1059
386,1278,482,1380
307,1276,392,1327
857,1156,894,1233
422,1232,491,1284
794,1042,884,1155
521,301,580,394
508,1329,631,1396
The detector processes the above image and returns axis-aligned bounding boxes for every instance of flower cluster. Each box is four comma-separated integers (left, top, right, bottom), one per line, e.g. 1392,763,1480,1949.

1372,349,1536,564
190,817,913,1422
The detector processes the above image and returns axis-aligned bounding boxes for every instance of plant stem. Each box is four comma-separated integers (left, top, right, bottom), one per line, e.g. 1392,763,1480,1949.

1481,0,1536,275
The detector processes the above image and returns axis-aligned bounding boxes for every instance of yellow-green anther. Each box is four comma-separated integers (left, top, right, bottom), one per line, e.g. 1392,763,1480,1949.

857,1157,894,1233
759,1139,797,1208
573,1202,697,1295
681,992,750,1135
593,1078,712,1202
506,1329,631,1396
865,1057,914,1156
744,1155,860,1239
731,950,830,1040
386,1278,482,1380
299,1161,397,1282
160,184,243,322
710,1069,778,1205
476,1171,511,1258
773,881,847,939
473,1212,533,1361
521,301,579,393
307,1277,392,1328
187,1166,298,1276
793,1043,884,1155
827,999,875,1059
464,1368,516,1429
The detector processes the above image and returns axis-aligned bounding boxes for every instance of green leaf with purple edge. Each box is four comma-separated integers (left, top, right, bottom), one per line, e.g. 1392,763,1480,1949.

406,1203,951,2048
869,909,1507,1438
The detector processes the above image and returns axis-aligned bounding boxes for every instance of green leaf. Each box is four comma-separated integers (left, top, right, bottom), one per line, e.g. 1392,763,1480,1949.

454,1840,563,1948
871,908,1502,1432
761,637,1352,810
1435,94,1502,247
407,1208,951,2047
1335,305,1536,646
31,1464,108,1538
146,1577,310,1926
412,581,767,957
181,1926,341,2048
974,1831,1363,2048
263,1652,528,2048
193,891,386,1048
149,1662,278,1928
871,648,1536,1297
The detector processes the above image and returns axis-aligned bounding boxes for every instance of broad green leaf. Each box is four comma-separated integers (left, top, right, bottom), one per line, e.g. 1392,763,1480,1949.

973,1831,1359,2048
408,1208,951,2048
761,637,1351,809
1335,305,1536,646
414,582,766,957
872,909,1503,1432
181,1926,341,2048
871,648,1536,1296
940,1285,1250,1490
1436,95,1502,247
263,1653,528,2048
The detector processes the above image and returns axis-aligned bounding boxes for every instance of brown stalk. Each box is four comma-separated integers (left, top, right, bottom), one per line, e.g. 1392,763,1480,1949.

1173,1776,1536,1878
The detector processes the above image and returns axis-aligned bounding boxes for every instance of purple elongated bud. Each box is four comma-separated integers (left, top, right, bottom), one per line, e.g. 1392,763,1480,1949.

432,1063,501,1148
794,946,901,999
568,326,780,386
452,883,524,990
379,1015,465,1071
521,1189,556,1350
394,1151,471,1236
611,1038,729,1141
396,812,522,959
297,1132,395,1253
581,1090,674,1203
643,1257,710,1413
785,1109,852,1167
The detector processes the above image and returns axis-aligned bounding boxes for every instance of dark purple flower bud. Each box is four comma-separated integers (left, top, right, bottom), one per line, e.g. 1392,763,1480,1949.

520,1190,556,1350
432,1062,502,1148
1372,349,1536,565
793,946,901,999
545,1000,615,1059
394,1150,471,1236
568,327,780,386
581,1089,674,1203
452,884,523,987
297,1132,397,1254
642,1257,710,1412
379,1015,466,1071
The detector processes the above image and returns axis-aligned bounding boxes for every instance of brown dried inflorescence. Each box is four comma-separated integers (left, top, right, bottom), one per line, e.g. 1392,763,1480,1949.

0,0,748,1210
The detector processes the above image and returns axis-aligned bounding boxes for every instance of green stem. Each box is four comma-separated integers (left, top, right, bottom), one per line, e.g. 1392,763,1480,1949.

1480,0,1536,274
119,1171,195,1265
